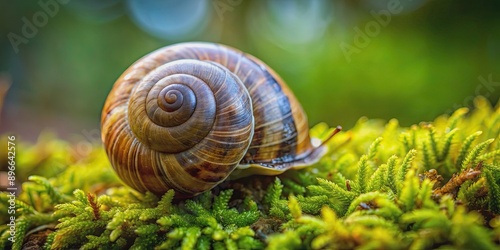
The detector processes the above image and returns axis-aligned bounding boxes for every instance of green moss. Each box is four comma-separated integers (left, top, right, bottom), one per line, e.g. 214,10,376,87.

1,96,499,249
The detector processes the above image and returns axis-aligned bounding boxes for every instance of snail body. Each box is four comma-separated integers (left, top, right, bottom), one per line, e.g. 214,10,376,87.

101,42,336,198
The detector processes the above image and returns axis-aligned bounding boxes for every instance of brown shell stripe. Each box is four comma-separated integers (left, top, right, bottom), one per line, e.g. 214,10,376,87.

102,45,255,196
162,43,309,165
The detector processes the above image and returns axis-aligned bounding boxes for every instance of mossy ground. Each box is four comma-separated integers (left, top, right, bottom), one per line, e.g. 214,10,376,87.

1,96,499,249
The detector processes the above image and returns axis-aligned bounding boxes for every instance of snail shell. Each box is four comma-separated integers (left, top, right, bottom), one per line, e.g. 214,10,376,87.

101,42,336,198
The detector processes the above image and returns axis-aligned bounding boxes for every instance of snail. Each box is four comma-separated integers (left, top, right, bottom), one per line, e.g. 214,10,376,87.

101,42,340,198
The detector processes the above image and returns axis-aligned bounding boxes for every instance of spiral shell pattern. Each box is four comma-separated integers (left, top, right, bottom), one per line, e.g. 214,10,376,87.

101,42,322,197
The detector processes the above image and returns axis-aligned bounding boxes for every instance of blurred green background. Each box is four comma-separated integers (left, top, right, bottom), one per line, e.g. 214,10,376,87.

0,0,499,141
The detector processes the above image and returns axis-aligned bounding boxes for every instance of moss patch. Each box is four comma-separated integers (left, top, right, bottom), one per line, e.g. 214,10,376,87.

1,96,499,249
